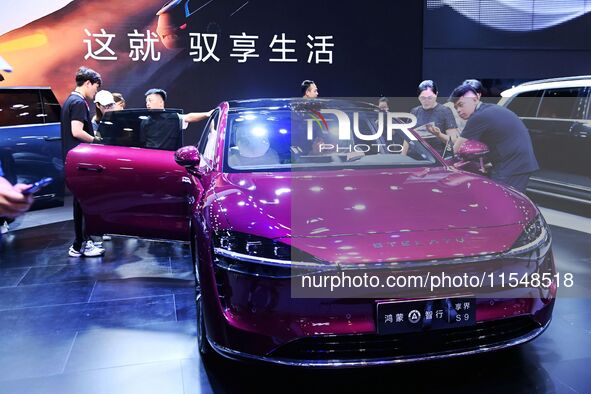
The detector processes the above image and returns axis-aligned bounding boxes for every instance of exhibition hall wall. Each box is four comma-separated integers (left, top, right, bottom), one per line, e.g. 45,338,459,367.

0,0,423,110
424,0,591,95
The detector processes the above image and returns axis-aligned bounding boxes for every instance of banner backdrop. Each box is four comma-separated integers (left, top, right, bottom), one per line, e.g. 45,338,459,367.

0,0,423,113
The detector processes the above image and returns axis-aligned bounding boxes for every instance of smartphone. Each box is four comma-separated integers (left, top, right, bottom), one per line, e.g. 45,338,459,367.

21,177,54,195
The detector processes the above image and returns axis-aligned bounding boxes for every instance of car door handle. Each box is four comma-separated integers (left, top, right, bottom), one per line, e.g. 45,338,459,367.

44,136,62,141
77,164,105,172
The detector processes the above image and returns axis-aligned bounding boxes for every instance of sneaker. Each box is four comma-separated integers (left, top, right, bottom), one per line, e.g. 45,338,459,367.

86,239,105,250
82,241,105,257
68,245,83,257
102,235,112,241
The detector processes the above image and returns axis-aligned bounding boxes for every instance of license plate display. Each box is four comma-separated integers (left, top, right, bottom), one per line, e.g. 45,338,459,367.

376,297,476,335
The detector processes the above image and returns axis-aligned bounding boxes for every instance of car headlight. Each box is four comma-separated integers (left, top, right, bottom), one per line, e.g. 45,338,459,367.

506,214,550,256
213,230,324,269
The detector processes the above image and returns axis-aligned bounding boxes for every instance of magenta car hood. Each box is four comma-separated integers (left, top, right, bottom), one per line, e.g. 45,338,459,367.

216,167,538,260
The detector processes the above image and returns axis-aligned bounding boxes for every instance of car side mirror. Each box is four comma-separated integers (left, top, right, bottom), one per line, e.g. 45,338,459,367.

175,145,201,171
454,140,490,174
457,140,489,161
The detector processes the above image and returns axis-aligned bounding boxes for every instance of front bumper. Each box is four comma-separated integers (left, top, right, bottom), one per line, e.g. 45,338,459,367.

207,315,552,367
200,239,556,367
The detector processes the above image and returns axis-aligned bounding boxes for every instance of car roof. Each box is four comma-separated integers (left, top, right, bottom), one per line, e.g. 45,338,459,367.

501,76,591,98
225,98,379,112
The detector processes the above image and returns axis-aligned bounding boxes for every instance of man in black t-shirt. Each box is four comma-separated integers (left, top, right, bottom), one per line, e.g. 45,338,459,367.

61,67,105,257
410,80,458,155
142,88,213,150
447,84,539,192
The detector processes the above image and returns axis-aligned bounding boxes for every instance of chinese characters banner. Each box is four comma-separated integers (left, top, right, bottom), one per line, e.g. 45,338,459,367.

0,0,422,111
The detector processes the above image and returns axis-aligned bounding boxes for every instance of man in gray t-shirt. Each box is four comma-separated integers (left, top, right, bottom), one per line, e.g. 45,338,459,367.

410,80,458,154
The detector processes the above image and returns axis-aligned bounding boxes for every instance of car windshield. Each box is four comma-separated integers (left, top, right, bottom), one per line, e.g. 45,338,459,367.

224,108,440,172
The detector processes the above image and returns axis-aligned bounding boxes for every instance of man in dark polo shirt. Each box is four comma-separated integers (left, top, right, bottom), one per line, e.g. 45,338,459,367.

449,84,539,192
410,80,458,155
62,67,105,257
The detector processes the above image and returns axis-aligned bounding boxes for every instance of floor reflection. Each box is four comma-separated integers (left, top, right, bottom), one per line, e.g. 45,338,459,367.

0,220,589,394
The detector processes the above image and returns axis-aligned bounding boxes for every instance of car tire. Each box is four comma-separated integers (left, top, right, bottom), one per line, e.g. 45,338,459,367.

196,293,213,358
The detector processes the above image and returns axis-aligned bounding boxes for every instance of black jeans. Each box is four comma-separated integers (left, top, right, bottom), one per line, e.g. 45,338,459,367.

72,198,87,251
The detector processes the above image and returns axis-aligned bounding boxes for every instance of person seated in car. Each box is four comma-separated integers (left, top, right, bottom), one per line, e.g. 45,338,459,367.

228,126,279,167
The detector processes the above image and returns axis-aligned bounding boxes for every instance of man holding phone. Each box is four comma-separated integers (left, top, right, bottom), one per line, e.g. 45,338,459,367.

0,170,32,220
411,80,458,154
62,67,105,257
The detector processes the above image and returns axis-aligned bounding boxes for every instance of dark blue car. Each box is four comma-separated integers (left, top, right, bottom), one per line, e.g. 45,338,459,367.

0,87,64,209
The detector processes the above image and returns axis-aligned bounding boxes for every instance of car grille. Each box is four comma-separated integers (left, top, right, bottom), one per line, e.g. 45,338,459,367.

269,316,541,361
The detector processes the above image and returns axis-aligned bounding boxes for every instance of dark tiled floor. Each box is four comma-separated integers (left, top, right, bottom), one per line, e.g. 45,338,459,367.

0,221,590,394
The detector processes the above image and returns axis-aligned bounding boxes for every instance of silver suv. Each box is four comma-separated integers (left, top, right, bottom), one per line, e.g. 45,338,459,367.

499,76,591,205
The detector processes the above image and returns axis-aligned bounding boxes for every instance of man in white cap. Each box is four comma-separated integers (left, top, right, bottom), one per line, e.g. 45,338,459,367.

92,90,117,132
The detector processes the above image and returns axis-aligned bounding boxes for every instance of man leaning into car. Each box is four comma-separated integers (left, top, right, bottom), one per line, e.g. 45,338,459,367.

429,84,539,192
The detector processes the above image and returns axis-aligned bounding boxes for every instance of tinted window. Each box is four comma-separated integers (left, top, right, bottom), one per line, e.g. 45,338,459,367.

0,89,43,126
98,109,183,150
537,87,586,119
40,89,61,123
506,90,542,117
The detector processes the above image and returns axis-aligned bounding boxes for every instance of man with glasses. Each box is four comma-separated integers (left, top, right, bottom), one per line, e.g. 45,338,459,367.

410,80,458,154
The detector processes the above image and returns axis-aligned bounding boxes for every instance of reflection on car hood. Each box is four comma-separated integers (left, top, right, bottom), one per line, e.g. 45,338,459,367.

215,167,537,243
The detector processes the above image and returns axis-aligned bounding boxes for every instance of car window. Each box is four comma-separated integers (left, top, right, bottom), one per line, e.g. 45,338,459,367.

224,109,439,172
98,109,183,150
537,87,587,119
506,90,543,117
40,89,61,123
0,89,43,126
197,110,220,169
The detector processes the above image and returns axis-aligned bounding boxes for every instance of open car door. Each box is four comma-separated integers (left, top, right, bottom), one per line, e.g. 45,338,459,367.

65,109,190,241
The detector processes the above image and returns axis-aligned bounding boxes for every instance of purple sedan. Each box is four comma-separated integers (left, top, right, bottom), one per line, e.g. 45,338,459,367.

66,99,555,367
